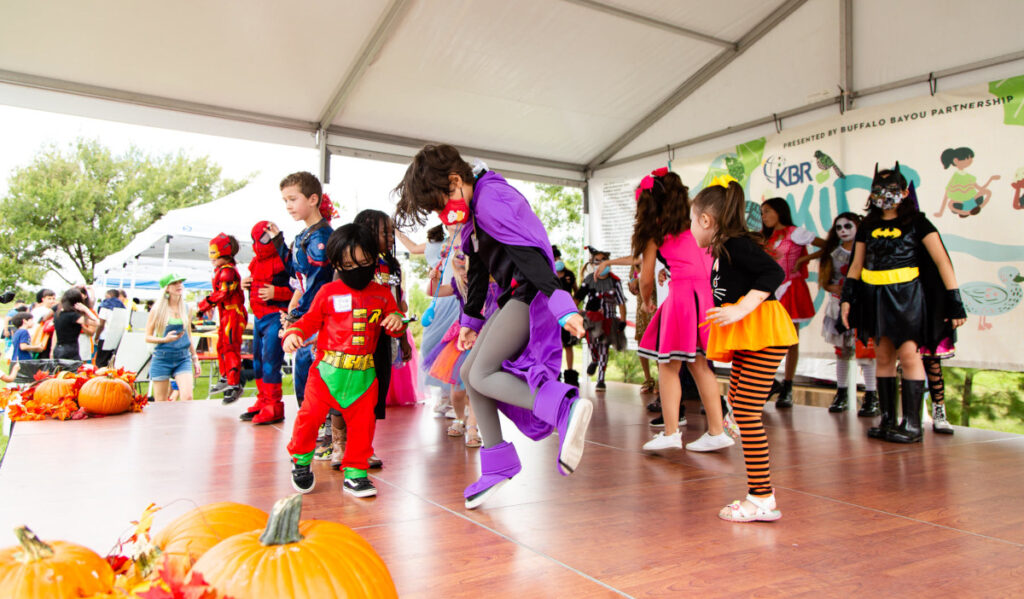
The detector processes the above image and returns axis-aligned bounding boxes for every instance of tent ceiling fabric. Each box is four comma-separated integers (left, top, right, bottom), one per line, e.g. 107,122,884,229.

2,0,1024,182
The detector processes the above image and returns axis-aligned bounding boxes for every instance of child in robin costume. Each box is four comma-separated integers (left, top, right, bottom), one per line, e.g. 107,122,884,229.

284,223,407,498
199,233,248,404
239,221,292,425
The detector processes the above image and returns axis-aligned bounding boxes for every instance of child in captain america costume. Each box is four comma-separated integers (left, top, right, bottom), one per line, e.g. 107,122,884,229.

199,233,248,404
284,223,407,498
239,221,292,425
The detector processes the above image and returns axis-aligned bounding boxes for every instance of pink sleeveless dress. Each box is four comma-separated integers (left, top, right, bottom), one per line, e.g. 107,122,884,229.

638,231,713,362
766,226,816,323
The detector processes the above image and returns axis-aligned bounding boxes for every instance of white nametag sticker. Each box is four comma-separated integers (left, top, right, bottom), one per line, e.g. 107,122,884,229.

331,294,353,313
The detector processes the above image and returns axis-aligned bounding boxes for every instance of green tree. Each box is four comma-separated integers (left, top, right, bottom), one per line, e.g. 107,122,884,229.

532,183,584,274
0,139,250,286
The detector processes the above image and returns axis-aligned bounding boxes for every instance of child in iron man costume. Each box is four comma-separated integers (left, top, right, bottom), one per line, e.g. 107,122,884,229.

239,221,292,424
199,233,248,404
284,223,407,498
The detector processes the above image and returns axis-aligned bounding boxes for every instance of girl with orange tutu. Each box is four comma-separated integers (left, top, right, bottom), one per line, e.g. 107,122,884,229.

692,178,798,523
760,197,825,407
423,247,499,447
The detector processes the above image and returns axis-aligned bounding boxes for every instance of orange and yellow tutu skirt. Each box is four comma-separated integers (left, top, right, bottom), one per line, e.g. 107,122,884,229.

706,299,798,363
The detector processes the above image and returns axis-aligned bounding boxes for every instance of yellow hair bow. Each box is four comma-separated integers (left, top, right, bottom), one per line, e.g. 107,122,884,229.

708,174,738,189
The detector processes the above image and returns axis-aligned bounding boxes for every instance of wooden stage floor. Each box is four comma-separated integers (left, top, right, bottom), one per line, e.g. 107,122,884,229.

2,382,1023,597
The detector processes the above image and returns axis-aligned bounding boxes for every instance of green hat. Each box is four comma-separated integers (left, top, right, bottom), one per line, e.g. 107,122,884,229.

159,273,187,289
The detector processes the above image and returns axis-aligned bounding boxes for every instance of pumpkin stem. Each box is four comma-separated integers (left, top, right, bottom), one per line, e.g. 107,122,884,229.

13,526,55,562
258,494,305,546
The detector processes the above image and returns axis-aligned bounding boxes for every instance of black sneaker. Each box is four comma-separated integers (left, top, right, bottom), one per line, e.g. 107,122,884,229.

595,381,606,391
239,411,256,421
221,385,243,405
209,379,230,394
587,363,598,376
650,414,687,427
646,396,662,412
367,454,383,469
343,477,377,498
291,463,315,494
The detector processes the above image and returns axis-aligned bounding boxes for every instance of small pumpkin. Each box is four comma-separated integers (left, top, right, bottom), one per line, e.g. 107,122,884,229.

33,378,76,406
191,494,397,599
78,377,133,415
152,502,268,579
0,526,114,598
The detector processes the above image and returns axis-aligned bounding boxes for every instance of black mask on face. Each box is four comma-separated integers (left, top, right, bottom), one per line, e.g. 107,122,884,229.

339,264,376,290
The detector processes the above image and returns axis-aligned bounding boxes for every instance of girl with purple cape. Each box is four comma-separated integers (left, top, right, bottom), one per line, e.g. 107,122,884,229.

394,144,592,510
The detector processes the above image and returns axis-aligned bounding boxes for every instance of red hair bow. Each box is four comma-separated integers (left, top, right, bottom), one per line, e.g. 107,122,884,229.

319,193,338,220
634,167,670,201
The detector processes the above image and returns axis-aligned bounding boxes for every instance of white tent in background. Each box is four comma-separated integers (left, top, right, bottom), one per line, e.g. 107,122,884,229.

93,178,305,291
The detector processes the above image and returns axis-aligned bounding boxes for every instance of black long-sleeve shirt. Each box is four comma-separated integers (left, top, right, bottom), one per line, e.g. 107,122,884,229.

711,236,785,305
463,226,561,321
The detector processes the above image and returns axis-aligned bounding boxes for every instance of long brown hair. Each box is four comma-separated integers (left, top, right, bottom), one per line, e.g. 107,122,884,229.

631,171,690,258
393,144,475,229
690,180,761,262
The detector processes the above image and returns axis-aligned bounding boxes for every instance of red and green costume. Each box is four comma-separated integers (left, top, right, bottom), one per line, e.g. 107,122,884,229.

284,279,406,479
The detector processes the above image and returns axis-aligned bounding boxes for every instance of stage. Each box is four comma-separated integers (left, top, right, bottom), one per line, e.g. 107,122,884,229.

1,383,1023,597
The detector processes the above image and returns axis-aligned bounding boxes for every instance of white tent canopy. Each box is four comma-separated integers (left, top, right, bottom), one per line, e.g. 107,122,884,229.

94,179,307,290
3,0,1023,189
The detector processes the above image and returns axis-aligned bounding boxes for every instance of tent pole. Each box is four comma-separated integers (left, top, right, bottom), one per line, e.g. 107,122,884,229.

318,128,331,184
162,235,171,272
130,258,138,295
839,0,854,112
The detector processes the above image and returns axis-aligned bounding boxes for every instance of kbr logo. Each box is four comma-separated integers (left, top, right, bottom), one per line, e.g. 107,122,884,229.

763,154,813,188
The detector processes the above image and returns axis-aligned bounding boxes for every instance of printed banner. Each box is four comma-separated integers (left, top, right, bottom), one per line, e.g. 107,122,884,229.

589,74,1024,371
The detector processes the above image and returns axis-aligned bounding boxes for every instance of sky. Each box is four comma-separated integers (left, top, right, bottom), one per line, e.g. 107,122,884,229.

0,102,540,292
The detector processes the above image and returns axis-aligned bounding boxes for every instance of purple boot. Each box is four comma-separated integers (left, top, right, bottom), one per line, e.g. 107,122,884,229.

534,380,594,476
464,441,522,510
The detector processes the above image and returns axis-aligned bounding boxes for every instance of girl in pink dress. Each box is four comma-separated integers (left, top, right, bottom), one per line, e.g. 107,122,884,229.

760,198,825,407
635,168,735,453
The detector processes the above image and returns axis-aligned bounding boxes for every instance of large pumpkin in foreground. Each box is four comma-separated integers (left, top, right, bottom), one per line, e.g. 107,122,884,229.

77,377,133,415
33,377,76,406
190,494,397,599
152,502,268,578
0,526,114,599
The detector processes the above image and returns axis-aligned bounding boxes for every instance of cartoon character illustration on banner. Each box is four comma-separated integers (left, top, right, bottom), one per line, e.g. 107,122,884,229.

935,147,1000,218
960,266,1024,330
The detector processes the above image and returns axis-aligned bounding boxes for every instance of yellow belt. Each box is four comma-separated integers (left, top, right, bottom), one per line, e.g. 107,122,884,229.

861,267,919,285
320,350,375,371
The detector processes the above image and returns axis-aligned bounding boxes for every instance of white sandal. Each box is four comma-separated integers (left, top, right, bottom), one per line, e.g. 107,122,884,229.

447,419,465,437
718,494,781,522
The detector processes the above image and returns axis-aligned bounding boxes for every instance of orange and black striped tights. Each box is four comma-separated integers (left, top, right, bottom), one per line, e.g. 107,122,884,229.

727,346,789,498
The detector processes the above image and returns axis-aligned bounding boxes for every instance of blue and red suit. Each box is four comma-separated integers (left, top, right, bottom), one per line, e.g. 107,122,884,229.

198,261,247,387
284,280,406,478
243,221,292,424
278,219,334,405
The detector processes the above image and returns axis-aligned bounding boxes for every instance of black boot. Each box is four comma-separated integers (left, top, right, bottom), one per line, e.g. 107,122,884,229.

858,390,880,417
563,369,580,388
828,389,848,413
775,380,794,408
868,377,898,439
887,379,925,443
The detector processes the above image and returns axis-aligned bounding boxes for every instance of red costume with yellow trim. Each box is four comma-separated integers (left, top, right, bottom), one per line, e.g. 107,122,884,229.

284,279,405,475
199,234,247,389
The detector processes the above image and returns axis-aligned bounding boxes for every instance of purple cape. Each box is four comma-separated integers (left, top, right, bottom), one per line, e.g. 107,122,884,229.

461,171,578,440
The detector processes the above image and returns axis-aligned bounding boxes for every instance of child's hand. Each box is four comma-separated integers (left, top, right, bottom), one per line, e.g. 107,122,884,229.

705,304,749,327
381,313,404,333
282,333,303,354
73,302,88,313
562,313,585,339
241,276,252,290
840,302,851,330
257,285,275,301
458,327,477,351
658,269,669,286
428,265,441,283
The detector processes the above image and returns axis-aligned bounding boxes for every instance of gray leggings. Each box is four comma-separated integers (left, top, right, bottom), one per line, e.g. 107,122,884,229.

460,299,537,447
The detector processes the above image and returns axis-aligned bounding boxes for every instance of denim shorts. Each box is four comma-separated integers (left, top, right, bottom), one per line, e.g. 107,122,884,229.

150,348,192,381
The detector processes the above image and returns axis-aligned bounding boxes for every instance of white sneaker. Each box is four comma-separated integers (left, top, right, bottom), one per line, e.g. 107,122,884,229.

686,432,736,452
443,407,457,419
433,400,451,418
643,431,682,451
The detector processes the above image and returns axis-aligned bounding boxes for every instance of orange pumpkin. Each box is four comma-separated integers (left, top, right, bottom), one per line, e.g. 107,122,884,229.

33,378,76,406
152,502,267,579
0,526,114,598
77,377,133,415
191,494,397,599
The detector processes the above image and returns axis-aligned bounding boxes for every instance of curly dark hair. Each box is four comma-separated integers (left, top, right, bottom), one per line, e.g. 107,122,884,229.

631,171,690,258
691,181,762,261
393,144,475,229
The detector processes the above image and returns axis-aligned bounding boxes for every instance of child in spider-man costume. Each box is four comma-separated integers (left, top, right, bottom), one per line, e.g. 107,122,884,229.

284,223,407,498
239,221,292,424
199,233,248,404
